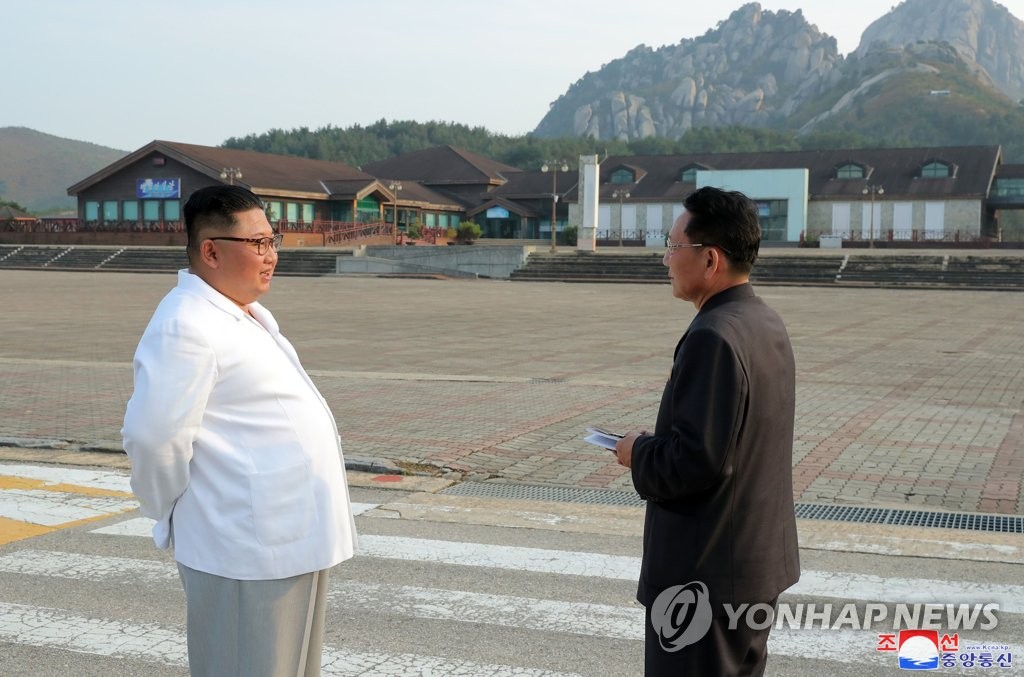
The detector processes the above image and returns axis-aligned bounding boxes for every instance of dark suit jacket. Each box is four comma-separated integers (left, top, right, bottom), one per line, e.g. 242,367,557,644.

631,283,800,611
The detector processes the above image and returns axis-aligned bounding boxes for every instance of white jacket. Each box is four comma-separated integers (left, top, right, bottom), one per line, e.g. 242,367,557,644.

122,270,357,580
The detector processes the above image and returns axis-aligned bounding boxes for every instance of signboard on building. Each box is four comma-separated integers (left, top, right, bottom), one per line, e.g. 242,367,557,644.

486,206,510,218
136,178,181,199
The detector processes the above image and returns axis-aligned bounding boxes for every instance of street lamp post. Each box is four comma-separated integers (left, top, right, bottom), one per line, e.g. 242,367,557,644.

220,167,243,185
862,183,884,248
388,181,402,245
612,188,630,247
541,160,568,253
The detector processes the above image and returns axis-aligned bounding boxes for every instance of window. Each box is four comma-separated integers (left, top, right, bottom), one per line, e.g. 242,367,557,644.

831,203,851,236
85,201,99,221
924,201,945,238
265,201,282,222
143,200,160,221
301,203,314,223
164,200,180,221
993,178,1024,196
286,202,299,222
680,167,698,182
355,197,380,223
610,168,634,184
102,201,118,223
836,164,864,180
123,201,139,221
757,200,789,241
425,213,436,227
921,162,951,178
893,202,912,230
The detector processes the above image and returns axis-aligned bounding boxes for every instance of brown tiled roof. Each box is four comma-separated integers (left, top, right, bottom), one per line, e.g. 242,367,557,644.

565,146,1001,202
69,140,375,198
362,145,522,186
466,197,540,219
489,171,578,198
319,179,384,200
996,164,1024,178
375,180,463,210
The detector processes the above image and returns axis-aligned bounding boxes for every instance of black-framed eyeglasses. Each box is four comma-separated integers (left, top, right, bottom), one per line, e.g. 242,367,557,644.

664,235,732,256
208,233,283,255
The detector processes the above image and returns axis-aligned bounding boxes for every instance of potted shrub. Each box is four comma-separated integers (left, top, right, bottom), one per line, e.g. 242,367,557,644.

406,221,423,242
455,221,482,244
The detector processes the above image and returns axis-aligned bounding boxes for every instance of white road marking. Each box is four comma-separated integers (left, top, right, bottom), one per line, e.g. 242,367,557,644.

2,549,1022,670
328,580,644,640
0,489,137,526
0,602,583,677
0,464,132,492
89,517,154,537
12,536,1024,618
88,502,379,537
791,570,1024,614
0,549,175,582
358,534,641,580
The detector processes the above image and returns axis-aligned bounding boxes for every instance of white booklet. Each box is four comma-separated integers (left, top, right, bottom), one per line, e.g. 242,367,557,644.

583,426,623,451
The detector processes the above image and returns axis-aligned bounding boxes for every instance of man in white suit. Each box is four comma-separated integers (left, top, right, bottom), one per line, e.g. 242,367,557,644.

123,184,357,677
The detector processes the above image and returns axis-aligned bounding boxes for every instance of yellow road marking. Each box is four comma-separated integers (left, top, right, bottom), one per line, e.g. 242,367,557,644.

0,475,135,499
0,516,55,546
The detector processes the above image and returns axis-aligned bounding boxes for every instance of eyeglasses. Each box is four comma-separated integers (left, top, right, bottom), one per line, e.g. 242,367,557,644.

208,233,283,256
664,236,732,256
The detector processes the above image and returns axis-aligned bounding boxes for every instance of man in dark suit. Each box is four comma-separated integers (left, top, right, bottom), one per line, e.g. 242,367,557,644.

615,186,800,676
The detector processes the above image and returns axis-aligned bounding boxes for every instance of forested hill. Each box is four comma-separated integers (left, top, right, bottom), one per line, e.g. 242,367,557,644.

0,127,126,212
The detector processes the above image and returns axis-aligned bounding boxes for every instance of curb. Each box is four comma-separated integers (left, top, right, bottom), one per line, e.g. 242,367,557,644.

0,439,405,477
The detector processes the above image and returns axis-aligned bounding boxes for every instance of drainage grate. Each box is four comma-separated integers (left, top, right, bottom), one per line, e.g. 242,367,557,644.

442,481,645,507
442,482,1023,534
796,503,1024,534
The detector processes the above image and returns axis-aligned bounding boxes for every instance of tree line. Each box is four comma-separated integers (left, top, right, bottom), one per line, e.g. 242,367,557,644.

221,120,900,171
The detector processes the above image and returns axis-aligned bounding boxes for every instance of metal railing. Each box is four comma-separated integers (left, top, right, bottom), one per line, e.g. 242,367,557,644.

594,229,649,246
808,229,987,244
323,221,394,245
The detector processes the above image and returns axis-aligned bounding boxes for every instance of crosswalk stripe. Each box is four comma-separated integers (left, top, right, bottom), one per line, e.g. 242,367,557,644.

9,542,1024,620
0,464,132,493
4,549,1020,669
328,580,643,640
0,488,137,526
0,602,583,677
358,534,641,579
792,570,1024,615
0,549,175,582
78,521,1024,616
88,502,379,537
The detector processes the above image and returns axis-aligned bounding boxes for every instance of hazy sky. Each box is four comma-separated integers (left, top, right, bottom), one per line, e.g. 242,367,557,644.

6,0,1015,151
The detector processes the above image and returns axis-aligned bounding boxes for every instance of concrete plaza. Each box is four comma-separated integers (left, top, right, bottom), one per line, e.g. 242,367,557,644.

0,268,1021,515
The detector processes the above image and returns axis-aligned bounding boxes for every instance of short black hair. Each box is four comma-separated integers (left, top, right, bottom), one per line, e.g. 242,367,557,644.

682,186,760,273
184,185,264,263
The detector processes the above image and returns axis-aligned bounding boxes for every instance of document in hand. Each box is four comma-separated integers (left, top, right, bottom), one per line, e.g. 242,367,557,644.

583,426,623,452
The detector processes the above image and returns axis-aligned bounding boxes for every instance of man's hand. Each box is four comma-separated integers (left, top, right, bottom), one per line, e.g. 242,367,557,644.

615,430,648,468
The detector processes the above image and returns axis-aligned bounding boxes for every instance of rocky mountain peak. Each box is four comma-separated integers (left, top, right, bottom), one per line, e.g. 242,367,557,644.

534,2,842,140
856,0,1024,101
533,0,1024,142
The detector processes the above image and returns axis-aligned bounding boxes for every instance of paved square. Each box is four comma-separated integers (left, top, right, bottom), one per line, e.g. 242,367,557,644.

0,268,1021,514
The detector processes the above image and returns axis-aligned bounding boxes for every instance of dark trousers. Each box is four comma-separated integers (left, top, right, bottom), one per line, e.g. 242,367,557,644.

644,599,777,677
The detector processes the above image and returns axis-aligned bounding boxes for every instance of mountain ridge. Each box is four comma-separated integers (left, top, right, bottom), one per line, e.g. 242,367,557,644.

0,127,127,213
533,0,1024,142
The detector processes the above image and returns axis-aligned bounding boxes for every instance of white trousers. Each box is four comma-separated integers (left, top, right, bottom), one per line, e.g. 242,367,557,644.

177,563,330,677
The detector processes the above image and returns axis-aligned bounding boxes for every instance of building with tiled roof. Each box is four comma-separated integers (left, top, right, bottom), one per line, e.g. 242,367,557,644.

65,140,1024,247
66,141,462,236
567,146,1013,244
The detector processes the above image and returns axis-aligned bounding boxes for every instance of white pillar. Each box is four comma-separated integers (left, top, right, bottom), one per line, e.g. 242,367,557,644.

577,154,599,252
